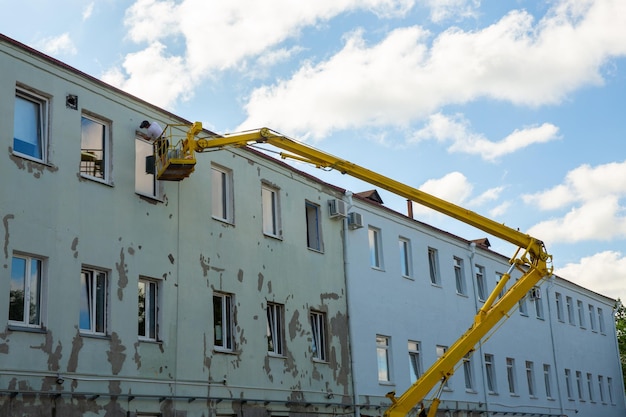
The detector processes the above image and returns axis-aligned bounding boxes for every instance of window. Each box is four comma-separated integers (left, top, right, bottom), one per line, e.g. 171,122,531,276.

408,341,422,383
598,307,605,334
496,273,506,299
555,292,564,322
534,297,544,319
598,375,605,403
266,302,284,355
79,268,108,335
437,346,450,388
475,265,487,301
566,296,575,325
506,358,517,394
377,335,391,382
135,137,159,197
399,238,412,277
211,165,233,222
565,369,573,399
369,227,383,269
463,354,475,391
310,311,327,361
262,184,281,237
484,354,497,394
454,257,466,295
587,373,594,402
9,254,44,327
80,114,110,180
543,364,553,398
576,370,584,400
13,88,48,161
577,300,585,328
607,377,614,404
588,304,596,331
305,202,322,251
428,248,440,285
519,294,528,316
213,293,234,351
526,361,536,397
138,278,159,341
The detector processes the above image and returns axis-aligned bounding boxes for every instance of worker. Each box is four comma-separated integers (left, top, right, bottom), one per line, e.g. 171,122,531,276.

418,402,427,417
140,120,163,139
140,120,168,158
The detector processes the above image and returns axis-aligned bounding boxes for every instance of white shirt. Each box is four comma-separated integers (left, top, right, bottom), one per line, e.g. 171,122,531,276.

147,122,163,139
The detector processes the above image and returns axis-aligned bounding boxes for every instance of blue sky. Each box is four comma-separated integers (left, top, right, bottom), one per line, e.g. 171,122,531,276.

3,0,626,302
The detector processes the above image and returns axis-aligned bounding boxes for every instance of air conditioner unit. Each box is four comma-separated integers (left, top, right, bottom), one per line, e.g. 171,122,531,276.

347,212,363,230
529,286,541,300
328,199,348,218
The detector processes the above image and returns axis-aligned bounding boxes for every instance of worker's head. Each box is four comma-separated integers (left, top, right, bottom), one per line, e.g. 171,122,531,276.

140,120,150,129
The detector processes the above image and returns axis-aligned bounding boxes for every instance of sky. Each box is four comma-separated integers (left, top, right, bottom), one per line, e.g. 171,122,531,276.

3,0,626,304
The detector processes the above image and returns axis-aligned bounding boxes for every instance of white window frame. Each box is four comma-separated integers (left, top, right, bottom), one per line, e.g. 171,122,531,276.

506,357,517,395
587,372,595,402
543,364,553,399
454,257,466,295
576,370,584,400
262,183,281,238
368,226,384,269
266,302,284,356
534,296,544,319
428,248,440,286
598,375,605,403
408,340,422,383
305,201,323,252
9,253,45,328
13,88,48,163
80,113,111,182
138,278,160,341
484,354,497,394
135,136,160,199
566,296,575,325
555,292,564,322
79,267,109,336
565,369,573,399
475,264,487,301
526,361,536,397
211,164,234,223
607,376,614,404
310,310,327,362
213,292,234,351
588,304,596,331
376,335,391,383
598,307,606,334
577,300,585,328
399,237,412,278
437,345,450,389
463,354,475,391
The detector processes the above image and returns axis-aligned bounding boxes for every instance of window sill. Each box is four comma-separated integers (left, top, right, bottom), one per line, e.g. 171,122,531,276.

80,173,113,187
456,293,469,298
307,247,324,254
212,216,235,226
7,324,47,334
267,353,286,359
487,392,499,396
263,233,283,241
402,275,415,281
11,150,47,166
136,191,163,203
378,381,395,387
312,358,329,364
465,389,478,394
138,338,162,345
79,332,110,340
214,348,237,355
370,266,385,272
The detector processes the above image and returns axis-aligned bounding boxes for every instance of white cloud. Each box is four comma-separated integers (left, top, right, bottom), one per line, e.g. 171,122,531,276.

39,33,77,56
423,0,480,23
109,0,414,108
83,2,95,21
469,186,505,206
239,0,626,138
411,171,473,216
410,113,559,161
555,250,626,301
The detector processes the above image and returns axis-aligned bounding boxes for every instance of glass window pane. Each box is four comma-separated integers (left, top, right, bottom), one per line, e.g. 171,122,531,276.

138,281,146,337
10,257,27,322
79,271,92,330
14,95,42,159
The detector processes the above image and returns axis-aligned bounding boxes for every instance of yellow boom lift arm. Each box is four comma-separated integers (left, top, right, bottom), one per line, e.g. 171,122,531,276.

157,124,553,417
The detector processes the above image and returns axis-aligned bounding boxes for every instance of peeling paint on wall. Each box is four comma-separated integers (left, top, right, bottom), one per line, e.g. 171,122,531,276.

8,149,58,178
3,213,14,260
66,327,83,372
107,332,126,375
29,332,62,371
71,237,79,258
0,327,10,354
116,248,128,301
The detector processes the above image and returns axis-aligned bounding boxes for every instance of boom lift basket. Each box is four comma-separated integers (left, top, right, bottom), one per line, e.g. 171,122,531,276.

154,123,199,181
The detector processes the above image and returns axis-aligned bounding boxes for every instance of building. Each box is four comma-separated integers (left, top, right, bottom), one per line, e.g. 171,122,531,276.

1,34,350,417
1,33,624,417
344,191,626,417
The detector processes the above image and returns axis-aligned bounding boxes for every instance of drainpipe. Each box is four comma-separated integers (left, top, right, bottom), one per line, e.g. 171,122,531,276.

545,276,565,416
342,191,360,417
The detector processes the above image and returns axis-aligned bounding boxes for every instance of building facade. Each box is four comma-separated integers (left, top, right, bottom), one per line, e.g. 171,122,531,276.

1,35,350,417
344,191,626,417
1,34,624,417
